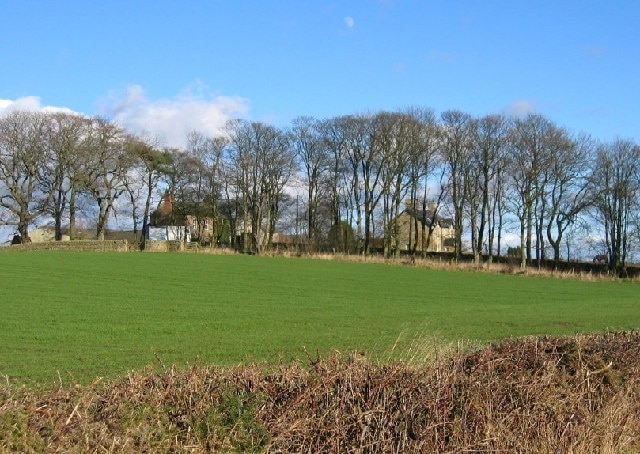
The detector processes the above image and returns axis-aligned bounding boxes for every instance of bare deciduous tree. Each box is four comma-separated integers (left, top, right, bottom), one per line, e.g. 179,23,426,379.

184,131,227,243
125,137,173,245
0,111,50,242
319,116,351,252
292,116,330,245
82,118,132,241
225,120,295,253
469,114,509,262
589,139,640,274
39,113,90,240
440,110,473,260
544,133,593,263
507,114,559,267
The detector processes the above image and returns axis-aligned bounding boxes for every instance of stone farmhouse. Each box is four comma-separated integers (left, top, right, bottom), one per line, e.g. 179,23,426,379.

395,201,455,253
150,192,216,243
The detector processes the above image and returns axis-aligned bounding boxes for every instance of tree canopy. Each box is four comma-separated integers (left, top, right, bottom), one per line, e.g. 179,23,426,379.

1,108,638,273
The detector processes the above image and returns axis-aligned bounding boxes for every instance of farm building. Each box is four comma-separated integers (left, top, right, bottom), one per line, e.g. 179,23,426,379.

146,225,191,242
395,201,455,253
151,192,215,243
29,226,69,243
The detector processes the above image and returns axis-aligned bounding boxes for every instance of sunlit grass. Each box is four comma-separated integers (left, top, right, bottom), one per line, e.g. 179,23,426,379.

0,250,638,386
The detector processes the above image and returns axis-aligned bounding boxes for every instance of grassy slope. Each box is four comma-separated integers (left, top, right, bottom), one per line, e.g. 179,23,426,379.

0,251,638,386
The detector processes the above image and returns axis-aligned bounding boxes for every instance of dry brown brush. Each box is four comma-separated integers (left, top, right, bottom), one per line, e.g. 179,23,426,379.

2,332,639,453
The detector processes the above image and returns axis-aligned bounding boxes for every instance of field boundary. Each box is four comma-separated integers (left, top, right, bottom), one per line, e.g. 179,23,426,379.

1,240,635,280
2,332,638,452
1,240,131,252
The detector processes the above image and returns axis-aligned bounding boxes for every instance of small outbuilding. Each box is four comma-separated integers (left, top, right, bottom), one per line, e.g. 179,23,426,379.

146,225,191,242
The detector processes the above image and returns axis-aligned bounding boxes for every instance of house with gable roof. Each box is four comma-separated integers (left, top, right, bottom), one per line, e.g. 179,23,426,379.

395,200,455,253
148,192,215,243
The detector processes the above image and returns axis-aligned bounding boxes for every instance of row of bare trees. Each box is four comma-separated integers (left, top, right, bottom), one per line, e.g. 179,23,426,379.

0,111,172,243
1,108,639,272
290,110,639,274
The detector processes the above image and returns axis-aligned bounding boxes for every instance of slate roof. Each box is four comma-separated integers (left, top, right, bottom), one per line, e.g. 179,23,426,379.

403,209,454,228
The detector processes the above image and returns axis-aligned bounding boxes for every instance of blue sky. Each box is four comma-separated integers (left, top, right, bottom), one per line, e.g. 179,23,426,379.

1,0,638,147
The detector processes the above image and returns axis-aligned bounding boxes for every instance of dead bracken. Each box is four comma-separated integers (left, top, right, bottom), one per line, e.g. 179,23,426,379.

2,331,639,453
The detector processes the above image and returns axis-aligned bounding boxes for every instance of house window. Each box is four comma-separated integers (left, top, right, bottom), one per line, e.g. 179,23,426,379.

192,219,198,230
203,219,210,230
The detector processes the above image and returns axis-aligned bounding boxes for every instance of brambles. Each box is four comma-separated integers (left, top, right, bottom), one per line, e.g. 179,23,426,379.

2,332,639,452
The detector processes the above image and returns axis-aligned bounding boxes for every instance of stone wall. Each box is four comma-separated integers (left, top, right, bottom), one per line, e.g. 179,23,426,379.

1,240,132,252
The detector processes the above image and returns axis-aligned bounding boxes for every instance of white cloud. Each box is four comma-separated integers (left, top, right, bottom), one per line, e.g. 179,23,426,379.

1,85,251,149
101,84,250,148
503,100,537,117
343,16,354,28
0,96,74,115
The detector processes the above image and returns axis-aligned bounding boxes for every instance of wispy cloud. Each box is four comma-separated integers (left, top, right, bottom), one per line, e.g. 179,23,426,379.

392,61,405,73
586,45,605,58
343,16,355,28
100,84,250,148
426,51,457,65
581,106,607,117
503,99,537,117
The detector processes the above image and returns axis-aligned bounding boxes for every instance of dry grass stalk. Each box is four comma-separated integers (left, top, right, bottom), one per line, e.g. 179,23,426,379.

274,252,631,282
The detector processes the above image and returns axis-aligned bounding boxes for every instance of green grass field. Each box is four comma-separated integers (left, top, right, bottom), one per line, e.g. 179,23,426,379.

1,251,639,386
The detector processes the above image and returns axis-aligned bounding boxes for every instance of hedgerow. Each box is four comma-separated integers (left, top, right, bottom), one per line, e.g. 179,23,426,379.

2,331,639,452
